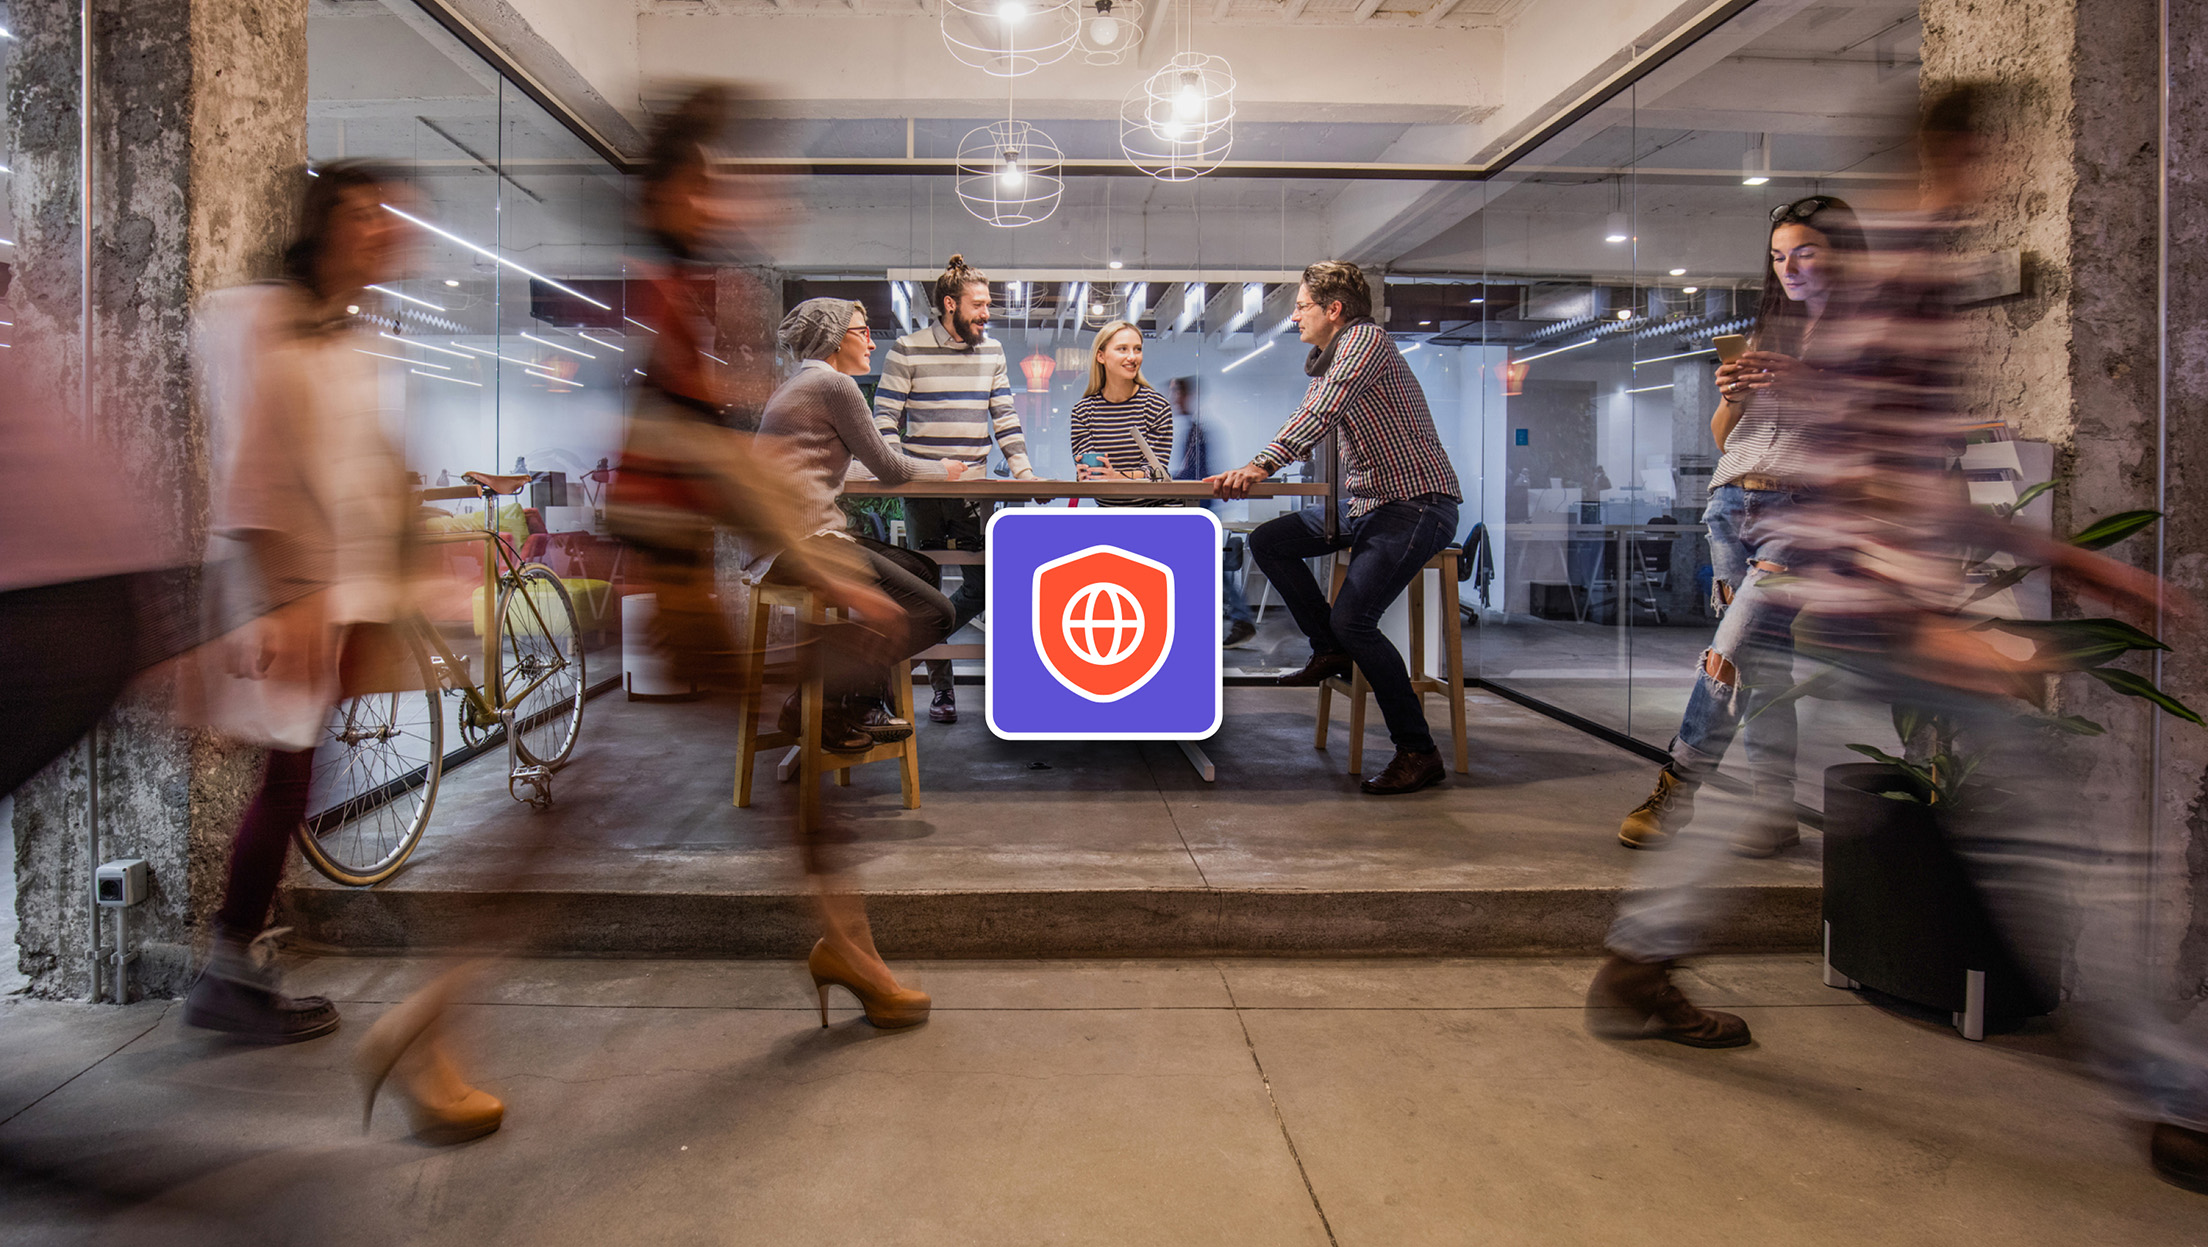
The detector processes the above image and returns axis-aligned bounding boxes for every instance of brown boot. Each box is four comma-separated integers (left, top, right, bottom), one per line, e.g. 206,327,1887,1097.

1585,954,1752,1048
1619,768,1696,850
1361,748,1446,796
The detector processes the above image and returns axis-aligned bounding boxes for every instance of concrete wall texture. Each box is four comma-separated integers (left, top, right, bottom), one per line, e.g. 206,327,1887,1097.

7,0,307,1000
1921,0,2206,995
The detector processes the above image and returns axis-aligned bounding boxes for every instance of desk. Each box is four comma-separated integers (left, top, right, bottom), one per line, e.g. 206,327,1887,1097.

838,479,1330,780
1504,521,1708,624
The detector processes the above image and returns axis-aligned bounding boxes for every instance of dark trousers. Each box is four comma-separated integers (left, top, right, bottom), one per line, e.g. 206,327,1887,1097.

905,498,988,695
1250,495,1459,753
766,534,956,705
216,747,313,938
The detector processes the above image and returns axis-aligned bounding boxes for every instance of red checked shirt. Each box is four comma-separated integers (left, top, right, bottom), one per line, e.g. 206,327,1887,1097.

1250,322,1461,516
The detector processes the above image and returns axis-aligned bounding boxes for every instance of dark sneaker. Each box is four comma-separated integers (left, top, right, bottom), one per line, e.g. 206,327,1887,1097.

2150,1122,2208,1195
1731,807,1802,858
928,689,958,724
1361,748,1446,796
819,710,875,754
1620,768,1696,850
1585,954,1752,1048
853,699,913,743
184,932,339,1044
1275,651,1353,687
1222,619,1258,649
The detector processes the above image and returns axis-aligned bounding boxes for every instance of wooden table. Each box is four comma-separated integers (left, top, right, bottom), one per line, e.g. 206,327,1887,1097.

836,478,1332,779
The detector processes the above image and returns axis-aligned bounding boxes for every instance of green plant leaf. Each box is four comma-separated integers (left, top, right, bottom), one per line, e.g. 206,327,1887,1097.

1891,704,1923,747
1847,743,1909,767
1964,564,2039,605
1989,617,2171,667
2070,509,2162,551
2012,479,2056,512
1878,789,1930,804
2032,713,2106,736
2084,665,2207,725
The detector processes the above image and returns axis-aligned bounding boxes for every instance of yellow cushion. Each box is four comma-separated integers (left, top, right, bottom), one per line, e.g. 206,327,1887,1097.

469,577,612,636
424,502,529,548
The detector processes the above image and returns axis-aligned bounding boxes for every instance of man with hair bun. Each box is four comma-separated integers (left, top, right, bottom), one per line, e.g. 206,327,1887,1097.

1210,259,1462,795
873,253,1041,724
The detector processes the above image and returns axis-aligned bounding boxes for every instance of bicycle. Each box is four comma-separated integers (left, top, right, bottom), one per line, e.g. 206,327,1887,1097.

295,471,587,885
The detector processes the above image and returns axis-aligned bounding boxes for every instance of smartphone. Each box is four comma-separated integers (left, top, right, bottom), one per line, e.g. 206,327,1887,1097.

1077,453,1109,471
1712,334,1749,363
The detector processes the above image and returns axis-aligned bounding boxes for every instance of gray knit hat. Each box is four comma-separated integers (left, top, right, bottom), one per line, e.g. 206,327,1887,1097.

779,298,858,362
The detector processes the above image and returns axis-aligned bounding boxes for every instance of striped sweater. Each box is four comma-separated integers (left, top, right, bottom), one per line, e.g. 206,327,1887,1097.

1070,385,1173,508
872,320,1037,478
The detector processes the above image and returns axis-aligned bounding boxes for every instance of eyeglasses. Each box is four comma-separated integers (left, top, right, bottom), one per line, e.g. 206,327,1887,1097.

1770,195,1838,224
846,325,873,339
1293,299,1332,314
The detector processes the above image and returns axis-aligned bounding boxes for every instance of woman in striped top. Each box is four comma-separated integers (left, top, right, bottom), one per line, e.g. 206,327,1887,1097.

1070,321,1174,508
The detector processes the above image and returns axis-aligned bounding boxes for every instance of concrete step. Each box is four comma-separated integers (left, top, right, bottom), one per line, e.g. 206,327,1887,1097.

280,687,1824,958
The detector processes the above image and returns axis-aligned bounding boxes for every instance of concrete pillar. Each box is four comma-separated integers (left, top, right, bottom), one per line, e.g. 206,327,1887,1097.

6,0,307,999
1920,0,2204,989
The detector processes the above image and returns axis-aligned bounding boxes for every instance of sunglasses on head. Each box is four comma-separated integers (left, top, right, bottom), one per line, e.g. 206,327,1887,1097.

1771,195,1839,224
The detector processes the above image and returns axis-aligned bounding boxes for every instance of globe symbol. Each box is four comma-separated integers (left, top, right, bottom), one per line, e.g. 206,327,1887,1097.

1061,581,1147,665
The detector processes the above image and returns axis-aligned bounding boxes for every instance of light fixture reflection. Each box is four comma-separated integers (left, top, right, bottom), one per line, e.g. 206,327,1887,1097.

382,204,611,309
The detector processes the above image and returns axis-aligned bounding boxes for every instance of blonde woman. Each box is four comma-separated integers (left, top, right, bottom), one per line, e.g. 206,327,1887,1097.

1069,321,1173,508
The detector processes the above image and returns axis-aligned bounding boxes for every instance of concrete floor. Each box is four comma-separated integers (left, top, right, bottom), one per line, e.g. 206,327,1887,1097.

2,953,2202,1245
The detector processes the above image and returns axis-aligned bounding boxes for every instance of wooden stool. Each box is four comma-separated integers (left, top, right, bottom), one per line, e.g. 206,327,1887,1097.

1313,548,1469,775
733,582,921,834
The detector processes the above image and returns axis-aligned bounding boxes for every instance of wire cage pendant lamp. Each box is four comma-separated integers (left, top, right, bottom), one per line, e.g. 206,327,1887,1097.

942,0,1081,77
1120,51,1235,181
1073,0,1144,65
958,74,1063,227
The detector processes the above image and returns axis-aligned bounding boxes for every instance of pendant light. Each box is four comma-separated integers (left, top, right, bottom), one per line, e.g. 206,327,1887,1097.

957,75,1063,227
942,0,1080,77
1074,0,1143,65
1119,0,1232,180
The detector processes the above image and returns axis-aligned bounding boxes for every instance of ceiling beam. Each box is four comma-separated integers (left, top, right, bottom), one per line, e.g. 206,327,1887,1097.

1352,0,1385,20
1280,0,1311,20
1424,0,1464,25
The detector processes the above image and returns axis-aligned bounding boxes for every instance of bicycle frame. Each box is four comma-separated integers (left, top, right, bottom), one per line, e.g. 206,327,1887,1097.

416,483,569,728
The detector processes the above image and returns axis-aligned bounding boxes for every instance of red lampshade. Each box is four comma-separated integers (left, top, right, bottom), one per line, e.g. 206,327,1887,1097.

1503,358,1530,397
1020,352,1056,393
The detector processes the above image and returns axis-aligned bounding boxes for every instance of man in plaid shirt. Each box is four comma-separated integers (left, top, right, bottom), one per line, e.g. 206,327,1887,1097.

1211,260,1461,795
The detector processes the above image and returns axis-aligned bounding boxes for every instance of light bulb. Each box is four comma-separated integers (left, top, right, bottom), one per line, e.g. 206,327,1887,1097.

1091,10,1120,44
998,0,1025,20
345,305,360,315
1668,268,1686,277
1681,286,1700,294
1615,309,1633,320
1000,162,1024,190
1159,118,1188,141
1090,302,1107,316
444,279,461,287
1173,74,1203,121
1108,260,1124,270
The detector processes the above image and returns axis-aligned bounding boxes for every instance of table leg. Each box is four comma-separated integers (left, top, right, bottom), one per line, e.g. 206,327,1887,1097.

1175,739,1217,783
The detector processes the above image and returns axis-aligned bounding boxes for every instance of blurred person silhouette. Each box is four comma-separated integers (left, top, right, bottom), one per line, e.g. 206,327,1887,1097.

1583,84,2208,1195
610,87,929,1028
1615,195,1868,857
182,161,506,1147
1167,375,1258,650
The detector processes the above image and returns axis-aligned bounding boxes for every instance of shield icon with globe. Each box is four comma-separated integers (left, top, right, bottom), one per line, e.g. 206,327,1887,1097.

1032,545,1175,702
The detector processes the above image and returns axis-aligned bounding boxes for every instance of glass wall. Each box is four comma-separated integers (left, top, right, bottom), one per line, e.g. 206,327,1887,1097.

778,0,1922,808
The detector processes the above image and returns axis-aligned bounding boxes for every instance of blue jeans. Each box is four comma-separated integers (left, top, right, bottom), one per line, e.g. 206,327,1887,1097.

1222,534,1254,627
1250,495,1459,752
1668,485,1805,799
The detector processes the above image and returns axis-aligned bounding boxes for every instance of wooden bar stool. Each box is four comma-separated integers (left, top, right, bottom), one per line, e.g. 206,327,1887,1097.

733,582,921,834
1313,548,1470,776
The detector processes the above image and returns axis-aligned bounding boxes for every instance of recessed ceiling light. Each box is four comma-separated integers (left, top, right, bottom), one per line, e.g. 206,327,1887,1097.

1668,268,1686,277
445,279,461,287
1419,320,1431,326
1742,175,1770,187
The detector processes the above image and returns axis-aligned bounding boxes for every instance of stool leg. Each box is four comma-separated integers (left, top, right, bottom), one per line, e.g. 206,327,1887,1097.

1441,558,1468,774
1409,574,1428,685
896,664,921,809
1347,668,1367,776
1315,678,1333,750
734,598,772,807
798,669,824,837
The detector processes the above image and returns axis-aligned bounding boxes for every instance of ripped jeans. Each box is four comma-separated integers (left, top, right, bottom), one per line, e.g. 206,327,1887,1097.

1667,484,1806,800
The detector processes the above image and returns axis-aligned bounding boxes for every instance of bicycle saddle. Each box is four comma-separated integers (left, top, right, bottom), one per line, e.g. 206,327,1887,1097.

463,471,534,495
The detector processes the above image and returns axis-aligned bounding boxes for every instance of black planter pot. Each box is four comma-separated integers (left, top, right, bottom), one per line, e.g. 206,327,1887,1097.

1820,762,2055,1039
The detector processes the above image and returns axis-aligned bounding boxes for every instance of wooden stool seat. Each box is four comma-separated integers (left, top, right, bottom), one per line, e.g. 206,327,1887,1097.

734,582,921,833
1313,548,1470,775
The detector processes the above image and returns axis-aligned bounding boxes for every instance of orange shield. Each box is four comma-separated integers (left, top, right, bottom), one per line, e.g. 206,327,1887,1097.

1032,545,1175,702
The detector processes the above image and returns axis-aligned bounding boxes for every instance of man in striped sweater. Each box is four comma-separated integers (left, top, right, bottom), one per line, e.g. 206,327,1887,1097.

873,255,1041,723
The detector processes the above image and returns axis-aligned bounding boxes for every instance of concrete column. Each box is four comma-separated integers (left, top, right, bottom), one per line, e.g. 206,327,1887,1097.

1920,0,2204,988
6,0,307,999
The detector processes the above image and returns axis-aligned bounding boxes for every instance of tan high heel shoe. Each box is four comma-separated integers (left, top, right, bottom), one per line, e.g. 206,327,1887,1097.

807,938,931,1029
357,1005,505,1146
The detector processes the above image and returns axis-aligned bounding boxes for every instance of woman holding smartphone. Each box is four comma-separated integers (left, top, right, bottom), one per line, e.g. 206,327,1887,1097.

1616,194,1866,858
1070,321,1174,508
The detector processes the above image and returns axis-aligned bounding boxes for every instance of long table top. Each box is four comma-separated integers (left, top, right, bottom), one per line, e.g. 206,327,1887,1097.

840,479,1332,501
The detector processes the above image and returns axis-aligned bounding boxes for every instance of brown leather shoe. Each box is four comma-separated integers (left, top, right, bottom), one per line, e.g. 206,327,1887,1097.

1585,954,1752,1048
1276,651,1353,687
2151,1122,2208,1195
1361,748,1446,795
1619,768,1696,850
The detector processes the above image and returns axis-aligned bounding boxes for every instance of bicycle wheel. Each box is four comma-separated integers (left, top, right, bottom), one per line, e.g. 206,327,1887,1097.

297,630,445,886
498,564,585,768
